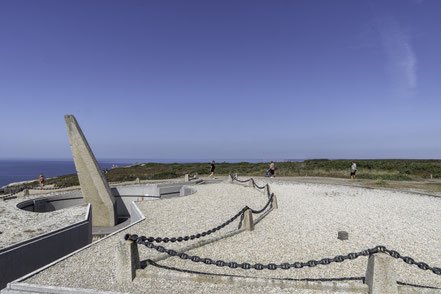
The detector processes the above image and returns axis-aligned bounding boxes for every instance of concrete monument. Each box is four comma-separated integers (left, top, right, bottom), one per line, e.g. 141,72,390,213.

64,114,116,226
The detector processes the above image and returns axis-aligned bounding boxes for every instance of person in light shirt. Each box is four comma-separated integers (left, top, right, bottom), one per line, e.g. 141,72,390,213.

350,161,357,179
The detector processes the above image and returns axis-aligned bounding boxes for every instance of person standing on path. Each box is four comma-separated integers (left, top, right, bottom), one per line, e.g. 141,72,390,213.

209,160,215,178
268,161,275,178
350,161,357,179
39,174,45,188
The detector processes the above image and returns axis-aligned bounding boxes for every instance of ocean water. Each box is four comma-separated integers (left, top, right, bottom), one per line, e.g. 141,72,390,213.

0,159,133,188
0,158,287,187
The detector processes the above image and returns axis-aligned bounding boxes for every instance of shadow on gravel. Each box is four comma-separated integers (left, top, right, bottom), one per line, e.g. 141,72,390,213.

143,259,364,282
143,259,441,290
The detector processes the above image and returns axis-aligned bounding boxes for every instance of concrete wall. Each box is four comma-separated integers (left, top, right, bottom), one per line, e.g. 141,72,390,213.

16,184,196,215
17,192,85,212
0,204,92,290
129,201,145,223
111,185,160,218
112,185,160,197
180,186,196,197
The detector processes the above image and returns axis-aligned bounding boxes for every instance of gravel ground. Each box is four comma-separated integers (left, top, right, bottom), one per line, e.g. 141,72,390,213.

25,180,441,293
0,191,88,249
154,180,441,288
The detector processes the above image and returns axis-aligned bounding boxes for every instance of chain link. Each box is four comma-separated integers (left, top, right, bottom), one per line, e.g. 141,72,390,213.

231,174,251,183
384,248,441,275
231,174,265,190
125,207,248,244
252,181,266,190
250,193,274,214
135,241,441,276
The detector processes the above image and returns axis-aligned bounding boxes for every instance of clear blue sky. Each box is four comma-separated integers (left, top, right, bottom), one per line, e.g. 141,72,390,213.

1,0,440,161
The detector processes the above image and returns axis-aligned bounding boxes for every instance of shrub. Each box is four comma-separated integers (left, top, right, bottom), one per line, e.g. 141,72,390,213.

375,177,387,185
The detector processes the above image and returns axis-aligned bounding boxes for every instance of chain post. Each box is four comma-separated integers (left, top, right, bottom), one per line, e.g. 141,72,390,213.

365,252,398,293
271,193,278,209
115,239,140,282
264,184,270,197
243,208,254,231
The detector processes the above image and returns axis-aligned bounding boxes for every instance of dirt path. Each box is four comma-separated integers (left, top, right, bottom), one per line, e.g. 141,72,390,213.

261,176,441,198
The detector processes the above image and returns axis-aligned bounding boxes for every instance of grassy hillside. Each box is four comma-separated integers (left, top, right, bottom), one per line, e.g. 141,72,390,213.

2,159,441,193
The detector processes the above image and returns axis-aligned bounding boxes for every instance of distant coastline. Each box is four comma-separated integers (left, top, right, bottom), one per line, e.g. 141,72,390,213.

3,158,440,190
0,158,304,188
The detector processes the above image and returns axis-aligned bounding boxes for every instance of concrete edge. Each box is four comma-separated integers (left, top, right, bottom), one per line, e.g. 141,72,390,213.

6,202,146,287
130,201,144,222
3,282,127,294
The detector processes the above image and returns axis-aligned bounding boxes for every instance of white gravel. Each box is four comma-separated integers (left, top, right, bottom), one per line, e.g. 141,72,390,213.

157,181,441,288
25,180,441,293
0,191,88,249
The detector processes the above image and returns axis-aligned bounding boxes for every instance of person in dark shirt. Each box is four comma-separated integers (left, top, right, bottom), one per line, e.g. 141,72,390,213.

209,160,215,178
268,161,275,178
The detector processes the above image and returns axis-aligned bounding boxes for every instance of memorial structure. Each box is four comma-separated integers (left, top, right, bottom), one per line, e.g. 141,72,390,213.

64,114,116,227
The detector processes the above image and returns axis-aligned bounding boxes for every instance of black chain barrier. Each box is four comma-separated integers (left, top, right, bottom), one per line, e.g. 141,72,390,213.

231,174,266,190
126,192,275,243
1,185,70,200
133,242,441,276
253,181,266,190
125,207,247,244
249,193,274,214
231,175,251,183
1,187,27,198
8,187,25,196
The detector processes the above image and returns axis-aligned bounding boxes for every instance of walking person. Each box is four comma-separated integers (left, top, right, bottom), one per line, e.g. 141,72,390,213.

267,161,275,178
39,174,45,188
350,161,357,179
209,160,215,178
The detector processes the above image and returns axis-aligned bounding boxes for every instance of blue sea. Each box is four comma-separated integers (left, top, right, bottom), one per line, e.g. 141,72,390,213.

0,158,296,187
0,159,133,188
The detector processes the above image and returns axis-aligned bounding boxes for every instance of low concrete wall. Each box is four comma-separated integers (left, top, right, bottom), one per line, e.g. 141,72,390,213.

180,186,196,197
17,184,196,216
17,191,85,212
0,204,92,290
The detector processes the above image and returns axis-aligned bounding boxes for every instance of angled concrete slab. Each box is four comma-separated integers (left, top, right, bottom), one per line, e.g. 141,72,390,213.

64,114,116,227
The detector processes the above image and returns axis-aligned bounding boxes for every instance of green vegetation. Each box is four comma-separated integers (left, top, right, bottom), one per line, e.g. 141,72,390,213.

374,177,387,185
1,159,440,194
